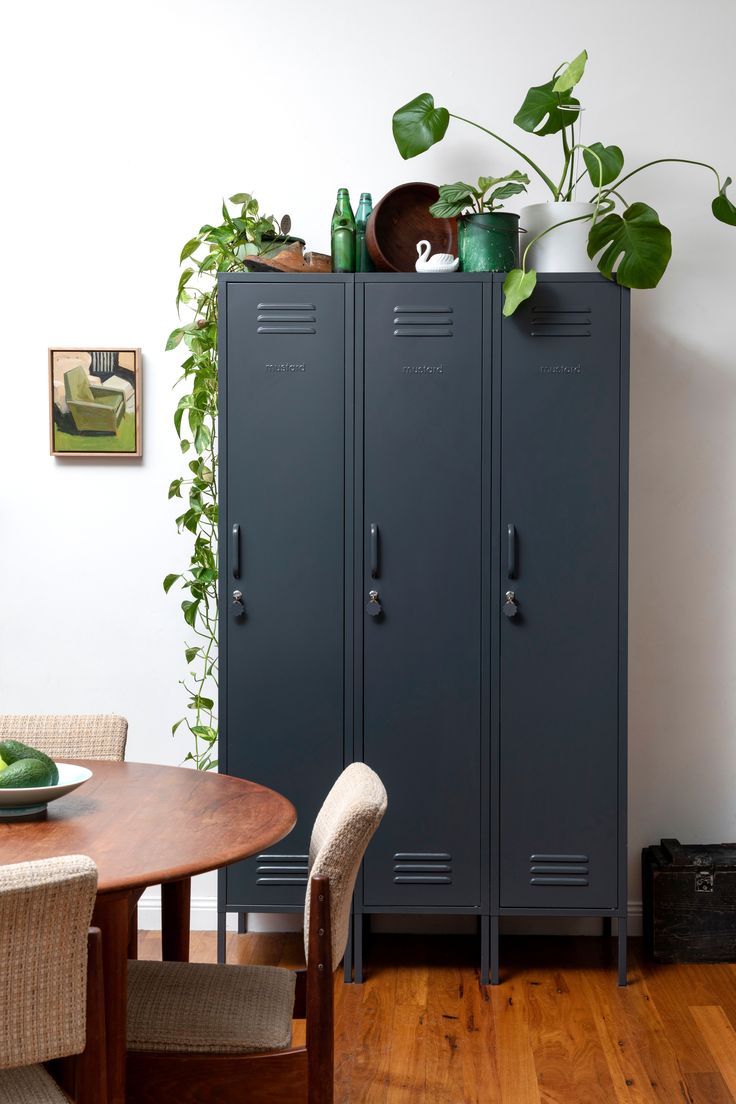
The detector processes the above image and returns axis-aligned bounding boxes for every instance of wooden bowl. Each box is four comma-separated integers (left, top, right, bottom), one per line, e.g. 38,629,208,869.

366,183,457,272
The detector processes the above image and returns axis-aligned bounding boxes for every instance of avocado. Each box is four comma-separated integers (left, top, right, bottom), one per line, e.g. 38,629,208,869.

0,740,59,785
0,757,54,788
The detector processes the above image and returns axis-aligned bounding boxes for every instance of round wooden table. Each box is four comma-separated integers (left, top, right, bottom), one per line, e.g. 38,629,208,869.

0,761,296,1104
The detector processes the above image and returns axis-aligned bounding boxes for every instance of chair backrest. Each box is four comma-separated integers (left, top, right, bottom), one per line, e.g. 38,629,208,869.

0,855,97,1069
64,365,94,404
304,763,387,969
0,714,128,761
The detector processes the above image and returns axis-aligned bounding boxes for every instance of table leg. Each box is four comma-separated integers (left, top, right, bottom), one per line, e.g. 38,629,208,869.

161,876,191,962
92,890,131,1104
128,904,138,960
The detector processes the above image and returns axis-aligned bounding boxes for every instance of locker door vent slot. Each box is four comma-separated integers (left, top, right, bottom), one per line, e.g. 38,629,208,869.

257,303,317,335
256,852,309,886
393,305,454,338
529,853,589,887
529,307,592,338
393,851,452,884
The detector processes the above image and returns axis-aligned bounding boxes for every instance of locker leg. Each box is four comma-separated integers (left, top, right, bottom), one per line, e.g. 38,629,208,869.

344,913,354,984
217,909,227,965
617,917,628,986
353,913,364,985
490,915,500,985
480,915,490,985
237,911,247,934
601,916,612,938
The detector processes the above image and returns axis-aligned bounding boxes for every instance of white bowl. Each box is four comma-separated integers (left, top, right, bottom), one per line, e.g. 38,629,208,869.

0,762,93,817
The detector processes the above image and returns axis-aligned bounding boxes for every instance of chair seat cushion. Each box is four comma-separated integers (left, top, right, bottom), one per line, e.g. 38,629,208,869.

127,960,296,1055
0,1065,70,1102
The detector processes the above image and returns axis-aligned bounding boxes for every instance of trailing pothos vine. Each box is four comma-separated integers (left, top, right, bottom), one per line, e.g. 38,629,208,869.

164,193,285,769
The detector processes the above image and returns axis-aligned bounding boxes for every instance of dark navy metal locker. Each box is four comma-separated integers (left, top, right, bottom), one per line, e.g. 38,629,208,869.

220,277,349,914
216,271,629,984
496,277,627,916
359,280,484,909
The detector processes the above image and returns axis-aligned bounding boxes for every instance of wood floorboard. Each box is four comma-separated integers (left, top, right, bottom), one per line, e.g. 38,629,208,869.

136,931,736,1103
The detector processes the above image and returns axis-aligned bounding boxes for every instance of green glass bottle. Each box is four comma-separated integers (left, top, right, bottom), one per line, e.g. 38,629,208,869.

355,192,375,272
331,188,356,272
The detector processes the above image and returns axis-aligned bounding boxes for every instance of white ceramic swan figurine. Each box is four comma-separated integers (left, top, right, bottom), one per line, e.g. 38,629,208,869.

415,239,460,273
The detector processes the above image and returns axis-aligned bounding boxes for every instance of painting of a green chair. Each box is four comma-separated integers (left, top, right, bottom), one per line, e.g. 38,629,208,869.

49,348,141,457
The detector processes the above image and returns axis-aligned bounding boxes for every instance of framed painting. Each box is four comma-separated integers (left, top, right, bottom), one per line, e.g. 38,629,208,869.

49,348,142,457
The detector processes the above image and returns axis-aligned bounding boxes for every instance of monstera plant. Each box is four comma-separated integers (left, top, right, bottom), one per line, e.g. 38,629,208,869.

393,49,736,314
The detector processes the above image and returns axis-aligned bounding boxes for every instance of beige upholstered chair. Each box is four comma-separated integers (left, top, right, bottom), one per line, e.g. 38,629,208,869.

0,714,128,761
0,855,105,1104
127,762,388,1104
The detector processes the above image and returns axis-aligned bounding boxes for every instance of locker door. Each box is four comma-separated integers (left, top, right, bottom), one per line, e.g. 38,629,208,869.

223,280,347,909
361,281,484,908
499,279,623,909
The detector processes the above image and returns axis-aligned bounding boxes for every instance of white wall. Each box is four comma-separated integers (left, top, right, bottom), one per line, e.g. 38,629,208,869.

2,0,735,929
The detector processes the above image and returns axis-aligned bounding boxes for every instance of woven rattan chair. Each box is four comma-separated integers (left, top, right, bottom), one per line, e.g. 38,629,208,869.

0,855,106,1104
0,714,128,761
126,762,387,1104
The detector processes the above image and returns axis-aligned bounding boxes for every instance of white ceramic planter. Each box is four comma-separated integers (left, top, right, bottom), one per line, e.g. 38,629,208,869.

520,201,598,273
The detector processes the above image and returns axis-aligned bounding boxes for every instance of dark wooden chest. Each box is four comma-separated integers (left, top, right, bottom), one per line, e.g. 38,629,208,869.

643,838,736,963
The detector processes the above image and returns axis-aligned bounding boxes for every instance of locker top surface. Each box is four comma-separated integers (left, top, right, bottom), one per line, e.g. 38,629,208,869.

219,272,628,285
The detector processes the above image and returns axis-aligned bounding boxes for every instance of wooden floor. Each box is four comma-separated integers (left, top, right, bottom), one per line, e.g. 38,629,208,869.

138,930,736,1103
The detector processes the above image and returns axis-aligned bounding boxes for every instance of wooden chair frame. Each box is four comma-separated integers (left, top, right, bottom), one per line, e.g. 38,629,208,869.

48,927,108,1104
126,875,335,1104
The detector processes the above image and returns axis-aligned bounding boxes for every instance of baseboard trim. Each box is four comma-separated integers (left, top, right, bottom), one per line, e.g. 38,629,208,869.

138,891,643,937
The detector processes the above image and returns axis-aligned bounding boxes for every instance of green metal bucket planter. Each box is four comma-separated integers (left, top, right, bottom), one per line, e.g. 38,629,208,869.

457,212,520,272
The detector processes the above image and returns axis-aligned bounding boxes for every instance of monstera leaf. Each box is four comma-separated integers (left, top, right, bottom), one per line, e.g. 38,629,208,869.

587,203,672,288
713,177,736,225
582,143,624,188
553,49,588,93
502,269,537,317
514,79,580,136
392,93,449,160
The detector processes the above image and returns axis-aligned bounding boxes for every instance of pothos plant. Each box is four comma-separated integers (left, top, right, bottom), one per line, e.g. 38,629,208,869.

164,193,286,769
429,171,529,218
393,49,736,315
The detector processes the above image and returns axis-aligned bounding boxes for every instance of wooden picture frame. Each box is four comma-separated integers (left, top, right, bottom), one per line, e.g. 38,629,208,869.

49,348,142,458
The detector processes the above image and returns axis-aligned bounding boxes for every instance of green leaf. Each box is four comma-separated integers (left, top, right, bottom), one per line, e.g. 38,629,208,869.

712,176,736,225
163,573,179,593
502,269,537,317
180,237,201,262
168,478,183,499
171,718,185,736
587,202,672,288
582,143,624,188
191,725,217,743
194,423,212,454
488,181,529,205
478,170,530,192
189,695,214,711
552,49,588,93
181,599,199,627
185,646,200,663
392,92,450,159
229,192,251,205
429,195,473,218
166,328,184,351
514,79,580,136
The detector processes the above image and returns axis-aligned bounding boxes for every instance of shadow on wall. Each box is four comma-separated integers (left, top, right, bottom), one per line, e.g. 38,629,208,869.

628,306,736,897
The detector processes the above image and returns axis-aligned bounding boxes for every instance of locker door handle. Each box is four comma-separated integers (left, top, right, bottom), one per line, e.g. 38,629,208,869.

232,524,241,579
507,524,517,579
370,523,380,579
